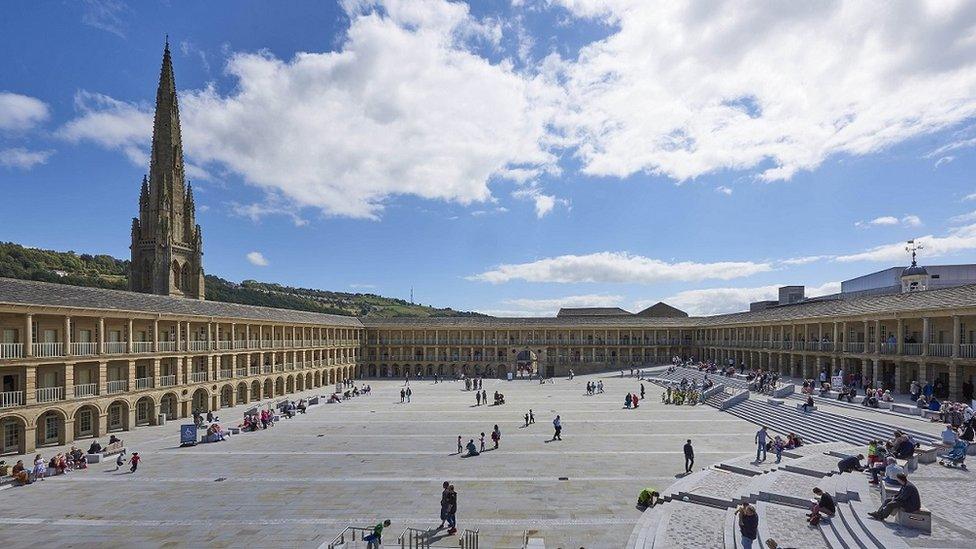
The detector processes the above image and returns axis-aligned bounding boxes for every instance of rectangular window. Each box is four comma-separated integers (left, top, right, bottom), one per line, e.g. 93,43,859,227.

2,329,16,344
3,421,20,451
78,409,92,434
43,329,57,343
44,415,58,442
78,330,92,343
109,330,122,343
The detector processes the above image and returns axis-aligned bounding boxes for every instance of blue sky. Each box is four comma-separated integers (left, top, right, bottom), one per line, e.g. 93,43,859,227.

2,0,976,316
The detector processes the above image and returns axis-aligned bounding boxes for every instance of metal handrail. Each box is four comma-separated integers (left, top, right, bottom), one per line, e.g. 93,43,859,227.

460,529,479,549
398,527,431,548
328,526,375,548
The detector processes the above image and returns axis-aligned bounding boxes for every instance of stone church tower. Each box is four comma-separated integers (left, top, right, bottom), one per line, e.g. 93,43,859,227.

130,40,205,299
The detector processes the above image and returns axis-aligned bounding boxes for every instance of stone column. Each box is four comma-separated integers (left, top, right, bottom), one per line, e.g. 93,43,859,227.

97,361,108,395
127,360,136,389
64,316,72,357
894,362,904,393
153,319,160,353
152,358,161,388
176,320,182,352
24,364,37,405
24,313,33,357
874,320,881,355
952,316,961,358
921,317,930,357
64,361,74,400
896,319,904,355
127,318,134,354
98,317,106,355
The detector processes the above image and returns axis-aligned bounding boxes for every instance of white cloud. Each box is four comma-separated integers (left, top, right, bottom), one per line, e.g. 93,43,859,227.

469,251,772,284
80,0,128,38
246,251,269,266
835,224,976,263
63,0,561,220
934,156,954,168
949,210,976,224
512,184,568,218
964,192,976,202
854,215,921,228
650,280,841,316
495,293,624,316
58,91,152,165
0,147,53,169
231,200,309,227
553,1,976,182
715,185,732,196
0,92,50,131
781,255,831,266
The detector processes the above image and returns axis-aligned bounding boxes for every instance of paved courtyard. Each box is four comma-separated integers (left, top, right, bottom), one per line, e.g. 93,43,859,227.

1,371,772,548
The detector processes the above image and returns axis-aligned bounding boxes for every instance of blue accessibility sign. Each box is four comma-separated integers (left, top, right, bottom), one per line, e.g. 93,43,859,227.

180,424,198,446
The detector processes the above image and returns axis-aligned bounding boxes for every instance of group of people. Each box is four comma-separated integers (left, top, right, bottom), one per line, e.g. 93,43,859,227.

3,436,138,487
585,380,604,394
458,425,502,456
337,384,371,400
661,380,703,406
463,377,484,391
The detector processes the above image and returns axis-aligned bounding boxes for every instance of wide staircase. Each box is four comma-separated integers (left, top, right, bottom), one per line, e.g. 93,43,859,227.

328,526,482,548
628,441,965,549
647,367,939,446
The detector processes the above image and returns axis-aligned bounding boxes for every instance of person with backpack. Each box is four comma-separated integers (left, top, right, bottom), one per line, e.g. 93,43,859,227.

364,519,391,548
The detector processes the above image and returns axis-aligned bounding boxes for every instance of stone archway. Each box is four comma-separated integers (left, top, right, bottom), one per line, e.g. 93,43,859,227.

74,404,101,439
191,388,209,414
220,385,234,408
0,415,27,455
305,372,312,389
380,365,388,377
250,380,261,402
296,375,305,392
314,371,322,387
369,365,377,377
264,378,273,399
107,400,130,432
135,396,156,426
36,409,68,446
286,376,295,394
275,377,285,396
237,382,248,404
160,392,178,420
392,365,400,377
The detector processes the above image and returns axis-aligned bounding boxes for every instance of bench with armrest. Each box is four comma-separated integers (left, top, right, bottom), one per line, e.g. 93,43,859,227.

890,403,920,416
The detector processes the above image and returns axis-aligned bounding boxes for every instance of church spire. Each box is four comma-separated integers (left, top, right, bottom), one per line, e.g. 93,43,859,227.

131,38,205,300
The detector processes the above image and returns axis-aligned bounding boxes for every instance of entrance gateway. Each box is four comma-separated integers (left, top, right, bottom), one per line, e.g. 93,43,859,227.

516,349,542,378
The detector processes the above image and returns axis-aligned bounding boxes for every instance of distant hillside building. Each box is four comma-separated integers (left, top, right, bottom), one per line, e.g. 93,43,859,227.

635,302,688,318
129,41,205,300
556,307,632,317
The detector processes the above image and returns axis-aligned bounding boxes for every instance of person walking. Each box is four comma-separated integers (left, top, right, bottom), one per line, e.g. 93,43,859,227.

445,484,458,535
476,392,481,406
755,426,768,462
406,387,412,403
439,481,451,529
129,452,140,473
492,424,501,449
524,412,529,427
683,439,694,473
479,432,486,452
641,383,646,400
457,435,462,455
552,415,562,441
737,504,758,549
400,388,406,403
481,389,487,405
114,450,126,471
529,409,535,424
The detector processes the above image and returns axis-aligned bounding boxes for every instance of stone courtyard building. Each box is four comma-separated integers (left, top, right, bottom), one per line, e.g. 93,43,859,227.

1,43,976,456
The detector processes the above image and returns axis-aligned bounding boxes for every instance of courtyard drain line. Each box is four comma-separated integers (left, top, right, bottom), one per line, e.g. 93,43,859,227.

558,477,569,481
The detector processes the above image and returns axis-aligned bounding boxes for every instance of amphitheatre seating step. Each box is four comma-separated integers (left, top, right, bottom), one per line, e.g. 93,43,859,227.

890,403,920,415
767,398,784,405
795,402,817,412
920,409,941,420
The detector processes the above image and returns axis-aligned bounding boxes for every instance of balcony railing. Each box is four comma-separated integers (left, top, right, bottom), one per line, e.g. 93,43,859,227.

33,342,64,357
236,367,248,377
135,377,154,390
879,343,897,355
105,341,126,354
903,343,923,356
0,390,25,408
158,341,177,352
219,369,233,379
190,371,208,383
106,380,128,394
71,342,99,356
159,375,177,387
263,365,273,374
216,340,232,350
188,340,210,352
250,366,260,375
132,341,153,353
928,343,953,357
0,342,23,359
74,383,98,398
844,342,865,353
36,386,64,403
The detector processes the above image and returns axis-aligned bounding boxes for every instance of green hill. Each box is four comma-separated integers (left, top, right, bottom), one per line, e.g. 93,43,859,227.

0,242,481,318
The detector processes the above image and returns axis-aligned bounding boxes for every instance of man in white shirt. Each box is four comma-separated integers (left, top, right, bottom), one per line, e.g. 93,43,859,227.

942,425,958,445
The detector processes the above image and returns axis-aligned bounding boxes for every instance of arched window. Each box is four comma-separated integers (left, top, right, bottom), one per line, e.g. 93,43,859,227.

172,260,182,290
181,264,190,290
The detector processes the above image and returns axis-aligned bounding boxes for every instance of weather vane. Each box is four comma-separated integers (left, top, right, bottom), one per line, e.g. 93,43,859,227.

905,240,923,267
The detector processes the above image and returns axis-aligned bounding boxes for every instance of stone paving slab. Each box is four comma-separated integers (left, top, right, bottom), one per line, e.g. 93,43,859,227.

0,374,768,548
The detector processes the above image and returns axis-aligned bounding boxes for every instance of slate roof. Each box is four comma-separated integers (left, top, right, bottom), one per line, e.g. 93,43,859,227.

0,277,363,327
363,284,976,328
3,277,976,330
556,307,633,317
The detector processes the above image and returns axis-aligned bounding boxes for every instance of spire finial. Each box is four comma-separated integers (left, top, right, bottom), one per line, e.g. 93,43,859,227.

905,239,923,267
165,34,169,51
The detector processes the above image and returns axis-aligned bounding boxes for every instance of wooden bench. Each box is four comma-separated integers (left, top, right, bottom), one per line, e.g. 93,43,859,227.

102,441,125,457
767,398,784,405
896,507,931,534
876,401,893,409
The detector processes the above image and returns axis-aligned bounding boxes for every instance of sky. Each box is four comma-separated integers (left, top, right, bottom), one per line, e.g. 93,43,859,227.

2,0,976,317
